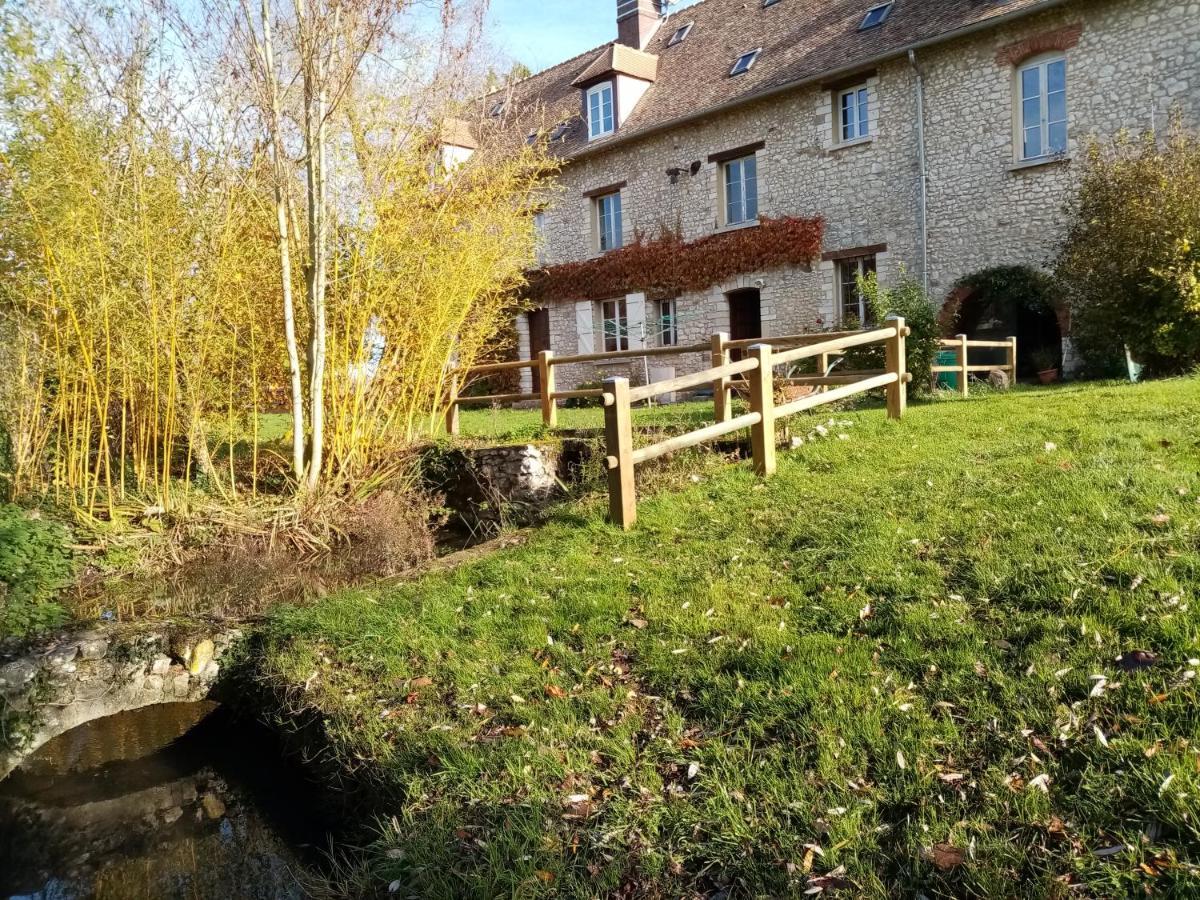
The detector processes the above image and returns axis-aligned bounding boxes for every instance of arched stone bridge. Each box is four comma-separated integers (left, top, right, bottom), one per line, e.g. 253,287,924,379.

0,624,243,780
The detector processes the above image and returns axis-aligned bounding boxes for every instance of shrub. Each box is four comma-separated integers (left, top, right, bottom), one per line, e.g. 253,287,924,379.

564,380,605,409
1056,127,1200,376
0,504,74,638
856,271,940,395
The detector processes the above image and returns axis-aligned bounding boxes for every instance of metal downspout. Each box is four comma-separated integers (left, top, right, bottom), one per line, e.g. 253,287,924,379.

909,49,930,296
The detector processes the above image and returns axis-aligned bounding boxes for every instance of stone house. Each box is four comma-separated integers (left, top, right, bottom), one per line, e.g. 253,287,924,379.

458,0,1200,392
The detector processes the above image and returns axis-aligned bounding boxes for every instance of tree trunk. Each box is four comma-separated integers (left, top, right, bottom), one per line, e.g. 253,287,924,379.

259,0,307,484
303,25,329,492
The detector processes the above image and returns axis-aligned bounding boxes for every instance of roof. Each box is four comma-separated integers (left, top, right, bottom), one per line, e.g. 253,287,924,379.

481,0,1062,159
572,43,660,87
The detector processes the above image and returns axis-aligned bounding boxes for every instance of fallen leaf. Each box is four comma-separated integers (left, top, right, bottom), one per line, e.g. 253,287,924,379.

1029,773,1052,793
925,843,966,871
409,676,433,689
628,618,648,629
544,684,566,699
535,870,555,883
1093,844,1127,858
896,750,907,770
937,772,966,784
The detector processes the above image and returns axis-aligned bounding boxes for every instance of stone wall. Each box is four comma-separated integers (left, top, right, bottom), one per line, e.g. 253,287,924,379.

0,625,242,779
526,0,1200,390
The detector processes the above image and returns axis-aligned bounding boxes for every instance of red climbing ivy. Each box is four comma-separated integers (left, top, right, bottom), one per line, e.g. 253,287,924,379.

524,215,825,304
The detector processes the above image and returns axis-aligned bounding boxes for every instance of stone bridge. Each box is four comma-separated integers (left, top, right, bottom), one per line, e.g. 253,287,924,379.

0,624,243,780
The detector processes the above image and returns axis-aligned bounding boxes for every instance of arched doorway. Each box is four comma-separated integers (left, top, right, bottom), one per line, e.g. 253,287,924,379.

945,267,1062,378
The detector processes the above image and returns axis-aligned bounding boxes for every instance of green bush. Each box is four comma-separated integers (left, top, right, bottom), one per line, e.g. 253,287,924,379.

0,504,74,638
1057,127,1200,376
856,271,940,395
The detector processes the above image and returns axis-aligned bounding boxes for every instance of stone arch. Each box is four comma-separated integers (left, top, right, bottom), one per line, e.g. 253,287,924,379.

0,626,241,780
941,266,1065,377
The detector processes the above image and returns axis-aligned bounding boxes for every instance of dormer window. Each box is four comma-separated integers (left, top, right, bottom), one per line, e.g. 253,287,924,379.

730,49,761,77
667,21,693,46
859,2,893,30
587,82,615,140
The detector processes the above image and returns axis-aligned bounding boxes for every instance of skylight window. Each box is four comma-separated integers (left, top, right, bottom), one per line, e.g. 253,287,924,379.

489,100,506,117
859,2,893,30
549,122,571,142
729,48,761,77
763,0,782,6
667,21,693,46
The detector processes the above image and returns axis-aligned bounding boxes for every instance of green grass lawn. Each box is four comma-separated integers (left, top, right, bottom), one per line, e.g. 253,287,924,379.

259,378,1200,898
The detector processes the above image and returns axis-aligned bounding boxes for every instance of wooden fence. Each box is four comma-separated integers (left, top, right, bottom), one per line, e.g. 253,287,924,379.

933,334,1017,397
445,328,867,435
602,319,911,529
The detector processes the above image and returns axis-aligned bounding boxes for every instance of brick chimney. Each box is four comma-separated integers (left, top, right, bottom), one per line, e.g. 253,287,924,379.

616,0,664,50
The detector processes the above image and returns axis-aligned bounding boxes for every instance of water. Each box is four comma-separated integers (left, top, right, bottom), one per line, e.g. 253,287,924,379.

0,703,337,899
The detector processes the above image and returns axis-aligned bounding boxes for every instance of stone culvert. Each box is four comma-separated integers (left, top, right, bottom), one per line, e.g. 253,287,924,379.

0,625,243,780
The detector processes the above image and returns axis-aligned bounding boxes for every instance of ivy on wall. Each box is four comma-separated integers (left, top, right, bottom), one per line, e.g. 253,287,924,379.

524,216,825,304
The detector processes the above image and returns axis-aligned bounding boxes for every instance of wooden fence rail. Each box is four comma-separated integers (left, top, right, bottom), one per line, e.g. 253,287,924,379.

932,334,1017,397
447,327,889,436
601,319,911,529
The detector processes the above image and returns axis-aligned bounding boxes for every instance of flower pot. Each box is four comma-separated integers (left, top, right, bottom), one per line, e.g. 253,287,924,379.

1037,368,1059,384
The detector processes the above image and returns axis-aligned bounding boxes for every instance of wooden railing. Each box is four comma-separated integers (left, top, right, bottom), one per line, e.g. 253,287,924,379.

601,319,911,529
933,334,1017,397
445,329,866,435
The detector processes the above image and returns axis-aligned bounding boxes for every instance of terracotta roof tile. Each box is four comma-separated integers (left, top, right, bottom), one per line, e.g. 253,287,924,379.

484,0,1059,158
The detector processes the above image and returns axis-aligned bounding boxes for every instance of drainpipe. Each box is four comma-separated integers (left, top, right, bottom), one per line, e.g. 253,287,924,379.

908,49,929,296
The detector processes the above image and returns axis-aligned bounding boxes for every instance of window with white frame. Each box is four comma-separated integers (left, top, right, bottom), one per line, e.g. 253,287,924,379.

667,21,693,46
838,254,877,325
601,299,629,352
839,85,871,143
1017,54,1067,160
729,48,761,77
587,82,615,140
657,299,678,346
723,154,758,226
532,210,547,262
594,191,623,253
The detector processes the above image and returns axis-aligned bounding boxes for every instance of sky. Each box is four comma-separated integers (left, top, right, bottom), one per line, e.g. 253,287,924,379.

486,0,704,73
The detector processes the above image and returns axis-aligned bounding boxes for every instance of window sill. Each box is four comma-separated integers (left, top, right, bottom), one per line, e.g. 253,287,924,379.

595,356,635,367
1007,154,1071,173
829,135,874,153
715,219,761,234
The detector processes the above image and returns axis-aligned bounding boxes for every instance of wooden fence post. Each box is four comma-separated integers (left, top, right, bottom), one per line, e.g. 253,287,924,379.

711,332,731,424
1007,336,1018,384
747,344,776,478
603,377,636,530
817,351,830,394
956,333,970,398
539,350,556,429
445,372,461,436
886,317,908,420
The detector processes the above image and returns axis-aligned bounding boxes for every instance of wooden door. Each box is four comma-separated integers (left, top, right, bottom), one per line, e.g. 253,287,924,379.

727,289,761,361
528,308,550,392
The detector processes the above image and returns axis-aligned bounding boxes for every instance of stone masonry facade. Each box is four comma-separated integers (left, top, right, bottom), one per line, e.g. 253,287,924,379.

514,0,1200,393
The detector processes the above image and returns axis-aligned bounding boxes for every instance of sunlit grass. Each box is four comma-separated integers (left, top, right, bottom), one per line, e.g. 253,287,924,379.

260,377,1200,898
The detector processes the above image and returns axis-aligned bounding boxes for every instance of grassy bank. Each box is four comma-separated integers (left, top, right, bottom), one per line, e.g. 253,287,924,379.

259,378,1200,898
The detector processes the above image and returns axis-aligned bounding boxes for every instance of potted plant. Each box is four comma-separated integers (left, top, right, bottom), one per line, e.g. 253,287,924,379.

1031,347,1060,384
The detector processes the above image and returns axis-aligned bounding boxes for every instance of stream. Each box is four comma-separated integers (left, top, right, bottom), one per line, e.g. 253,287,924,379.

0,702,338,899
